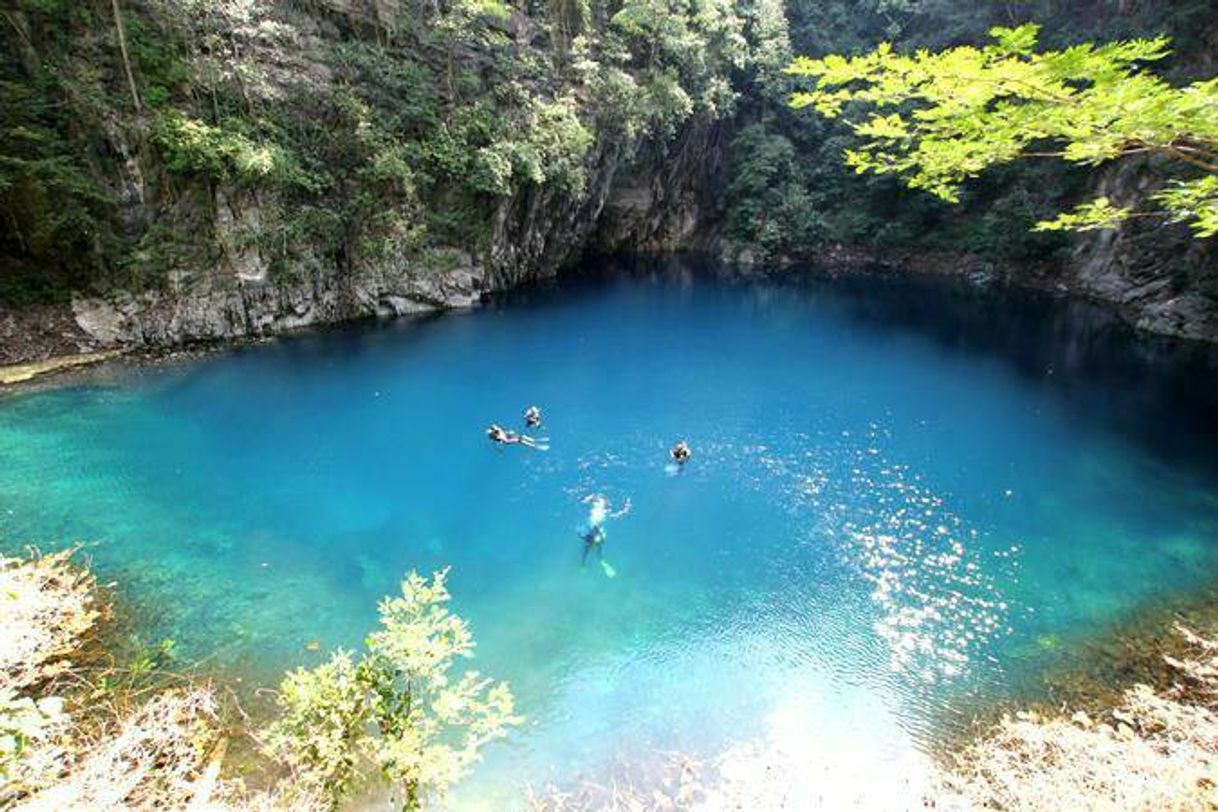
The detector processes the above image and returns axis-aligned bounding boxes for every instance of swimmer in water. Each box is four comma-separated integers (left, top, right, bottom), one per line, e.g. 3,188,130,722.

671,440,692,465
523,405,542,427
487,423,545,450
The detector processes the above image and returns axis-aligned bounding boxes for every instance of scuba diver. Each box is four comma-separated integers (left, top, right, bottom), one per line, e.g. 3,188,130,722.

671,440,692,466
584,493,631,526
523,405,542,428
486,423,546,450
580,524,607,566
579,494,630,576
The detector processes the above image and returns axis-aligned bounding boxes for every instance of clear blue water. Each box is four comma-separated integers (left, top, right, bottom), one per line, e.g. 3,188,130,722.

4,262,1218,807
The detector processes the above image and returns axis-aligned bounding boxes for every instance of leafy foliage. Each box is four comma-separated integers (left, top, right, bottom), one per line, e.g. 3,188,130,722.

744,0,793,99
0,63,115,299
3,0,1215,305
787,24,1218,237
0,0,774,301
266,569,519,811
725,120,826,259
473,94,594,196
1033,196,1133,233
152,112,299,186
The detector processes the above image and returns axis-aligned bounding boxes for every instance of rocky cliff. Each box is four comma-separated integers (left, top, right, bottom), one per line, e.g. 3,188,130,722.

0,0,752,363
1063,163,1218,342
1,0,1215,367
45,124,729,358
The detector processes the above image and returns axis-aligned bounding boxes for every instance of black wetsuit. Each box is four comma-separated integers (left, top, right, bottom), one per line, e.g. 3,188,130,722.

581,525,606,565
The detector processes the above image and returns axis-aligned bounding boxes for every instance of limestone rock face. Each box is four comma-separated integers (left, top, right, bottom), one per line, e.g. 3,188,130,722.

39,0,724,355
71,183,489,351
593,120,728,256
71,259,486,349
1068,160,1218,342
61,89,722,354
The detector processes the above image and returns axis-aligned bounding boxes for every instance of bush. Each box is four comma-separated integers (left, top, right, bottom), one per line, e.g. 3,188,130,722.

725,120,828,259
266,569,519,811
152,111,313,188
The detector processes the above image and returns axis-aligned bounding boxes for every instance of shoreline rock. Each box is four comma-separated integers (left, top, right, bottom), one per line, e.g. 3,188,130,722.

0,350,128,388
4,245,1216,383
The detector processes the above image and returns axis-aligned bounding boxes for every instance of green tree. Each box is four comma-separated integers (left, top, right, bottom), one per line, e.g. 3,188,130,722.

607,0,749,131
726,120,826,259
787,24,1218,237
266,569,519,811
433,0,512,102
745,0,792,98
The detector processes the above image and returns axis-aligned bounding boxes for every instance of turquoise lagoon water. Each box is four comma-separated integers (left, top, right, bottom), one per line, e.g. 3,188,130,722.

4,261,1218,807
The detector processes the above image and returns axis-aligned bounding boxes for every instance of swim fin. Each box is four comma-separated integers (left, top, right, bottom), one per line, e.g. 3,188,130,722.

600,560,616,578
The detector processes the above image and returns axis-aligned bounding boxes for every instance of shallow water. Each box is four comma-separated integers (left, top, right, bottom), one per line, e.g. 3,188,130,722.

4,260,1218,807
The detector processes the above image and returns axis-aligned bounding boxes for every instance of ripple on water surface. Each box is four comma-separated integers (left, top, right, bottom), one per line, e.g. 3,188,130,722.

4,266,1218,808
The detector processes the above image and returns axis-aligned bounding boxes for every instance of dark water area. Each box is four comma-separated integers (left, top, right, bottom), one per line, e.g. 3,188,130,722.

548,255,1218,473
3,257,1218,807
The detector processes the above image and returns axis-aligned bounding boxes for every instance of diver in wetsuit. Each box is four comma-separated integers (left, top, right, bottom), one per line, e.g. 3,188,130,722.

580,524,607,566
578,494,629,572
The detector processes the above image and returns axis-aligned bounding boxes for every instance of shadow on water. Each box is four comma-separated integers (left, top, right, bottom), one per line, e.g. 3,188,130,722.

501,252,1218,479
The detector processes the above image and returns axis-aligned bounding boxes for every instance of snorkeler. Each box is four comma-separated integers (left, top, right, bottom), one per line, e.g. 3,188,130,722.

671,440,692,465
523,405,542,427
486,423,546,450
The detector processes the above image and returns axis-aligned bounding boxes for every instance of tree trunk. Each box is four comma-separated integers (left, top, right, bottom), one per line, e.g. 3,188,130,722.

110,0,141,113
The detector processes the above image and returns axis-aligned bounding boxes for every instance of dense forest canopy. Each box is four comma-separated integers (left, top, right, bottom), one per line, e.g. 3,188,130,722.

0,0,1214,305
